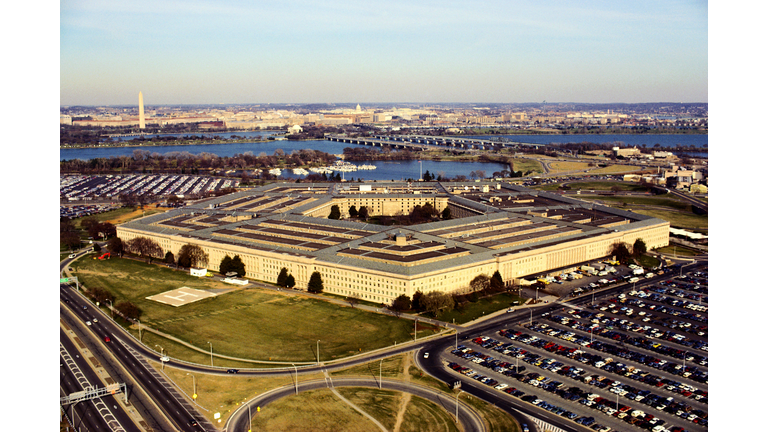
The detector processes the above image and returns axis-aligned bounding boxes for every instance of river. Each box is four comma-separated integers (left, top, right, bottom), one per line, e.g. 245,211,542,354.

59,133,706,181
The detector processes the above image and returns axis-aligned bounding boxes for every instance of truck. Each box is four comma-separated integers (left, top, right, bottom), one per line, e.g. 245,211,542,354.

633,268,645,275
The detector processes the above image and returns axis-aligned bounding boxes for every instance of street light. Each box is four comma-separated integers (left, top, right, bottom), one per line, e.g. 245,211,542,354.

107,299,113,319
316,340,320,365
207,342,213,367
156,344,165,370
292,364,298,395
455,390,464,423
187,373,197,400
137,319,142,341
379,358,383,389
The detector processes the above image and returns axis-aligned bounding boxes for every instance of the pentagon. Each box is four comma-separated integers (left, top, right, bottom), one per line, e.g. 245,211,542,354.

117,181,669,304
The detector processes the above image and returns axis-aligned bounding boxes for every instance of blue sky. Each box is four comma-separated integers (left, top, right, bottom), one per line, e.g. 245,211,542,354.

60,0,708,105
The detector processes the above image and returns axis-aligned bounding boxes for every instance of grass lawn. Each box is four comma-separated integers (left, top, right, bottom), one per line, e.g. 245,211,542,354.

637,254,661,268
73,257,436,362
548,161,590,172
564,181,650,192
576,195,708,231
510,158,544,175
656,245,702,257
436,293,523,325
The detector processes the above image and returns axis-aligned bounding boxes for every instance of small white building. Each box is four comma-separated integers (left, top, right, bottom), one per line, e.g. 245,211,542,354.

288,125,303,134
190,268,207,277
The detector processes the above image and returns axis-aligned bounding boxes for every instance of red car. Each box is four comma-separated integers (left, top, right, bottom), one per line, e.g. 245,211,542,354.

104,336,111,343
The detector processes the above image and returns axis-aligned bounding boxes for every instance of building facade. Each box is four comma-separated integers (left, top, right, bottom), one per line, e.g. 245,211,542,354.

117,181,669,305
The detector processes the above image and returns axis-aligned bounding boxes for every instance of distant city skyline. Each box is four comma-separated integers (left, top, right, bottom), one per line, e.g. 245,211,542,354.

60,1,708,106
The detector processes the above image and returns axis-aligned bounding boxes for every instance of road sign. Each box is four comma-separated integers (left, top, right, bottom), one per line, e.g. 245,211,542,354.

60,278,70,283
193,393,198,400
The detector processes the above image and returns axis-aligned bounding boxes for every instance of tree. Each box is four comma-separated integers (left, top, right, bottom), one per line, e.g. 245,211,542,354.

125,236,163,263
115,301,142,320
164,251,175,265
328,205,341,220
610,242,633,265
230,255,246,277
307,271,324,293
93,242,102,253
348,205,358,218
391,294,412,312
633,238,647,257
177,244,209,268
219,255,233,274
347,295,359,308
441,207,451,220
285,274,296,289
277,267,289,287
470,274,491,293
88,286,114,305
491,271,505,293
107,237,123,257
421,291,455,317
107,237,124,257
412,290,425,311
358,206,369,220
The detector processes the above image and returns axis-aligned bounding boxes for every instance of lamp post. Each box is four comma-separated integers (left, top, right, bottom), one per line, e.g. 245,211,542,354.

316,340,320,365
107,299,113,319
156,345,165,370
379,358,383,389
207,341,213,367
292,364,298,395
187,373,197,400
455,390,464,423
137,319,142,341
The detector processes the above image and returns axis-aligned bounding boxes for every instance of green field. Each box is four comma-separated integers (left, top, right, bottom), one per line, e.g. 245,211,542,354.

72,257,438,362
575,195,708,231
436,293,523,324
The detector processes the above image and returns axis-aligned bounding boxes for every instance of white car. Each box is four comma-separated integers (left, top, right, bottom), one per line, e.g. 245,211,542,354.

92,318,98,323
86,321,92,326
423,352,429,359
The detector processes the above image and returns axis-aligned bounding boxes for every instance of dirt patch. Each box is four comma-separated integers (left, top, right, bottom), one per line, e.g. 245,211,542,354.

392,354,413,432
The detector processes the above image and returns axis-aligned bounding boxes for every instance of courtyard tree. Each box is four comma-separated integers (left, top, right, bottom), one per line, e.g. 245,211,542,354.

441,207,451,220
348,205,358,218
307,271,324,293
285,274,296,289
177,244,209,268
164,251,175,266
328,205,341,220
358,206,369,220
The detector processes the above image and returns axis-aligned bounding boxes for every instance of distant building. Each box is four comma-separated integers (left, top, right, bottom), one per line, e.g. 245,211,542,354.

613,147,642,158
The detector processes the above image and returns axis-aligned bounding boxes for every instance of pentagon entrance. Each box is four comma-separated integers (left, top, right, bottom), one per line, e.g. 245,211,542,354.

146,286,217,307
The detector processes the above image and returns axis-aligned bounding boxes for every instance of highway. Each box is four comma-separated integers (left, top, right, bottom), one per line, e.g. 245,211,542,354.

61,286,211,431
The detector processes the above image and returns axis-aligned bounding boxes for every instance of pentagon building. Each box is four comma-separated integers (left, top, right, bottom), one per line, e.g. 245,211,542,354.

117,181,669,304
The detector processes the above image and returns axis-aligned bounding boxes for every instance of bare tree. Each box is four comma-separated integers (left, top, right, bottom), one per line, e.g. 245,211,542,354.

126,237,163,263
177,244,210,268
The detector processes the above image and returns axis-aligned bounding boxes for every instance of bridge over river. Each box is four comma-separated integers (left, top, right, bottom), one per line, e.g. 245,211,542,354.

327,134,547,152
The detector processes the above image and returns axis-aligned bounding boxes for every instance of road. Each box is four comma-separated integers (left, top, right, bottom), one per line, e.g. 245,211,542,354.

225,377,487,432
61,287,212,431
62,247,704,432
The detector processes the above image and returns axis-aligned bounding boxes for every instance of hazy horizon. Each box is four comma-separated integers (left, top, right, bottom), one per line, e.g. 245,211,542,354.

61,1,708,106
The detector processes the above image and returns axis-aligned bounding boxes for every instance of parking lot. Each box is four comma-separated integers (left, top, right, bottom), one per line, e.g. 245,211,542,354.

444,268,708,432
60,174,239,201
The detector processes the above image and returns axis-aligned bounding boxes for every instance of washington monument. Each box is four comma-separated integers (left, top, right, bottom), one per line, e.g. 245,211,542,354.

138,91,145,129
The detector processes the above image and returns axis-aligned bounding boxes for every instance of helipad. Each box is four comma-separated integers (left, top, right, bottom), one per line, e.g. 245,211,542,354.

146,287,217,307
